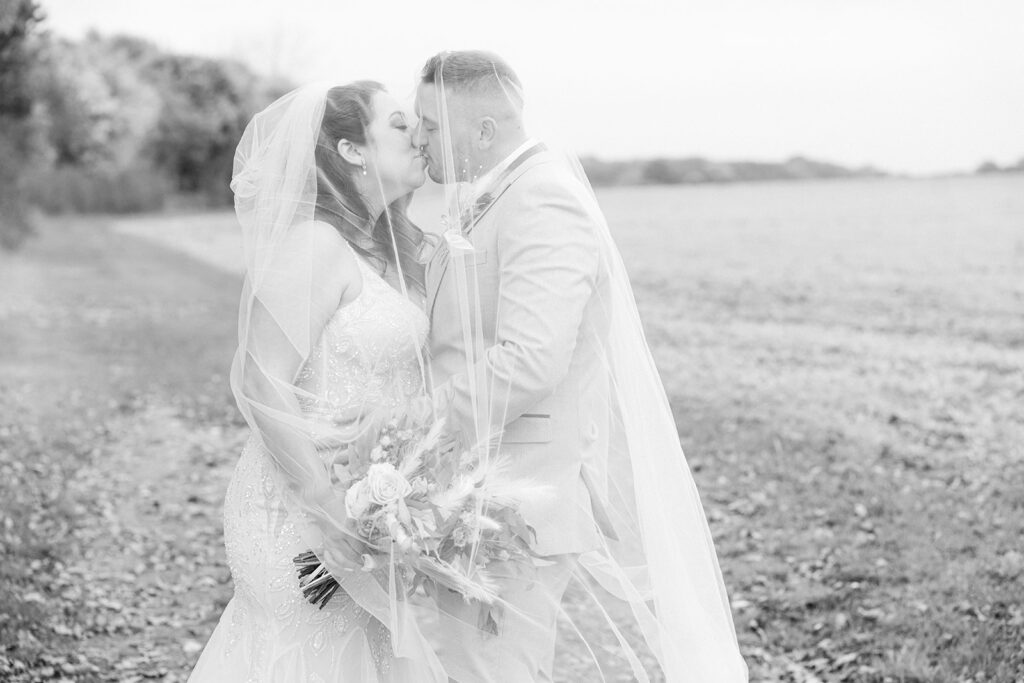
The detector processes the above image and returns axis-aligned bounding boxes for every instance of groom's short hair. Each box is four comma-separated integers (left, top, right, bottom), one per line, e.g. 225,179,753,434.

420,50,524,109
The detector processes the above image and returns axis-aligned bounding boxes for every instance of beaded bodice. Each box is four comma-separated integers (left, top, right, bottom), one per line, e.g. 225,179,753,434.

295,254,429,428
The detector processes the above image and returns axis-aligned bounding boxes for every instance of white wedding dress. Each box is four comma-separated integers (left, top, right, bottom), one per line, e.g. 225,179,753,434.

188,252,429,682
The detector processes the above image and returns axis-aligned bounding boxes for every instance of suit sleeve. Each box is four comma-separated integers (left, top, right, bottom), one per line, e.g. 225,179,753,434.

435,172,601,443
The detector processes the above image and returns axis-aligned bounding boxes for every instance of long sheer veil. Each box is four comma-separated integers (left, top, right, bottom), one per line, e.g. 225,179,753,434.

566,150,747,680
420,52,749,680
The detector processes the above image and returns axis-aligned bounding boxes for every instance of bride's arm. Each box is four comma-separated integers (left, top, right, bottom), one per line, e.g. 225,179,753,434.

233,221,361,547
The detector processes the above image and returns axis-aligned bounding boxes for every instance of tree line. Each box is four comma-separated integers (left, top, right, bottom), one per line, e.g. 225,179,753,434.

0,1,287,248
578,155,888,188
3,2,1018,250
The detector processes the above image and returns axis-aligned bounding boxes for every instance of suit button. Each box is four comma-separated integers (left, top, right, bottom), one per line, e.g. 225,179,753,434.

583,421,599,444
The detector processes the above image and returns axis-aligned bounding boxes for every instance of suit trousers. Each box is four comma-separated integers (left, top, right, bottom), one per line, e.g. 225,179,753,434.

432,553,578,683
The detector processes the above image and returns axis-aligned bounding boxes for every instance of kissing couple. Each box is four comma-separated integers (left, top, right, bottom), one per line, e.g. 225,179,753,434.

187,50,748,682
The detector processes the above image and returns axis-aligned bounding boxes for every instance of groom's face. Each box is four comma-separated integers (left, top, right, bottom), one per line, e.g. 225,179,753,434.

414,82,470,185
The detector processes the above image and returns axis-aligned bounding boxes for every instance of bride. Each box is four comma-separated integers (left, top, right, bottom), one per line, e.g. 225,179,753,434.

187,81,444,681
189,61,748,681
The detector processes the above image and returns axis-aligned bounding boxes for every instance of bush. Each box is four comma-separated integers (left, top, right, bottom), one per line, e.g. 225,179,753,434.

0,192,34,249
0,125,36,249
24,164,171,214
0,0,43,249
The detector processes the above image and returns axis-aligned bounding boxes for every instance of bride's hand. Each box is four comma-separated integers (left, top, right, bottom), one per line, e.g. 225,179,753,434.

309,488,366,568
321,537,366,572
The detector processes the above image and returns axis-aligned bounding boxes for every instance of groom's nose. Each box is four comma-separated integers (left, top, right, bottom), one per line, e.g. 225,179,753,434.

412,123,426,147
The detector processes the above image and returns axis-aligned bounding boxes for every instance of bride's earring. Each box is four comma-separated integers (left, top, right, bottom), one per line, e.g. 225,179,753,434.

360,159,367,176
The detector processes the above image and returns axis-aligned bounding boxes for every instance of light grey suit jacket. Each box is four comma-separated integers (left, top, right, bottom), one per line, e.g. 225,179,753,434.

427,149,610,557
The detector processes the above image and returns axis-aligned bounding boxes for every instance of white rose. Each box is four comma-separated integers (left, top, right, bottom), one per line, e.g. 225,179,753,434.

345,478,373,518
366,463,412,507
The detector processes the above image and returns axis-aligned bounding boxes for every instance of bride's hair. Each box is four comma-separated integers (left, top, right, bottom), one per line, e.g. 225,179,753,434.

314,80,427,293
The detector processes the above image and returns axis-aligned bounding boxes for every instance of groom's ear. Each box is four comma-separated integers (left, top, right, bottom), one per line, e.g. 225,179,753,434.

336,139,365,169
477,117,497,150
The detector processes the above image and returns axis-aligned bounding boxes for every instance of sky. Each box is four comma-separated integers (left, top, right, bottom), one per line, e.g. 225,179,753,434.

39,0,1024,174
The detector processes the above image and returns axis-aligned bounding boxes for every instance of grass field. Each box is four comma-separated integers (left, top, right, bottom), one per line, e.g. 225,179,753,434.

1,175,1022,681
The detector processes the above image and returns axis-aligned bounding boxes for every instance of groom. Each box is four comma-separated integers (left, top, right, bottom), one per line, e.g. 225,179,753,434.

415,51,613,682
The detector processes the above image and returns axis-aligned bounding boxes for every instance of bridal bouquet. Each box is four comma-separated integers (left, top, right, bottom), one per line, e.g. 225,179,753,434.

294,403,548,632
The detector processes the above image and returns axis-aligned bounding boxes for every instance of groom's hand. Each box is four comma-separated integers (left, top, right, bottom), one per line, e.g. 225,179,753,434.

437,429,462,462
427,383,464,460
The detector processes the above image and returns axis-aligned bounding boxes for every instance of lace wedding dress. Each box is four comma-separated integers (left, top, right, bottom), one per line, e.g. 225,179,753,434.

188,252,429,682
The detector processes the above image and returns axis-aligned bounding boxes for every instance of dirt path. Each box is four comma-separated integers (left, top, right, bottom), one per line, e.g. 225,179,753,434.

1,217,245,681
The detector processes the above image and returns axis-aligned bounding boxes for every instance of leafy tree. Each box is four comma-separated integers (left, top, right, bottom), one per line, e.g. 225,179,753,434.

24,32,282,212
0,0,43,249
976,161,1002,174
34,33,163,167
145,54,263,201
642,158,688,185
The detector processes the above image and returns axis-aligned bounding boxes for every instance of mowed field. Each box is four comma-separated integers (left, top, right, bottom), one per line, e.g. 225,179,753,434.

1,175,1022,681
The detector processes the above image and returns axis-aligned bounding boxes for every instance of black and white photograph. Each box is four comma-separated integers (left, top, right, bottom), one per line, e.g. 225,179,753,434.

1,1,1022,681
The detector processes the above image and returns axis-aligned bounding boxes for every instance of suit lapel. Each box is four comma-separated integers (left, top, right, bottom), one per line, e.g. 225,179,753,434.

426,149,552,324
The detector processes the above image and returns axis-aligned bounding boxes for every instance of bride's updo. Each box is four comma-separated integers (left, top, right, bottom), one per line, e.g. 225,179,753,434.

314,81,426,293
